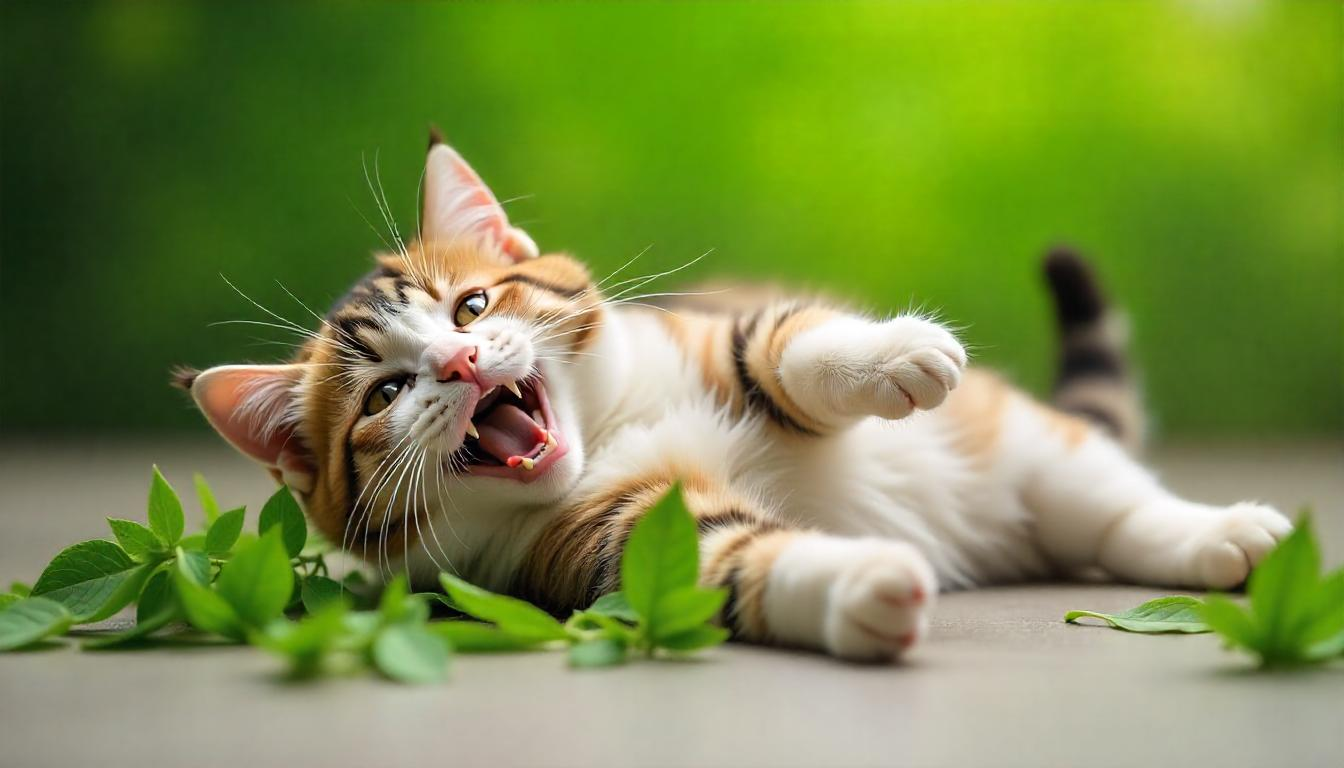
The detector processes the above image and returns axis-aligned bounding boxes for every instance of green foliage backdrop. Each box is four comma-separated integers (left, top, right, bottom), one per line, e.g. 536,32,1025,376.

2,1,1340,436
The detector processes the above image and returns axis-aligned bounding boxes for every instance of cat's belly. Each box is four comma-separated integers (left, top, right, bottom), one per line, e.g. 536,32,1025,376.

582,397,1052,589
737,412,1053,588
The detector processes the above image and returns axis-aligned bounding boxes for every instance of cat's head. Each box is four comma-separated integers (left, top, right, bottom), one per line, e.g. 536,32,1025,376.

178,134,601,567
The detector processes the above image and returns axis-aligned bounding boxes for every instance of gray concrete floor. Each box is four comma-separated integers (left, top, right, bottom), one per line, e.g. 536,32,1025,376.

1,440,1341,768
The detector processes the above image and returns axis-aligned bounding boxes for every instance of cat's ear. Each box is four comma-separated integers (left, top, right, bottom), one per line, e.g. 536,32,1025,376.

184,364,315,493
421,128,538,263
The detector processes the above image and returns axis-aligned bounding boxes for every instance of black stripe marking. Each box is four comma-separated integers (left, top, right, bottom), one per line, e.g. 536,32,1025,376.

585,491,645,602
494,273,586,299
731,313,817,435
1058,342,1124,382
333,315,384,363
722,566,743,635
494,272,586,299
696,508,780,536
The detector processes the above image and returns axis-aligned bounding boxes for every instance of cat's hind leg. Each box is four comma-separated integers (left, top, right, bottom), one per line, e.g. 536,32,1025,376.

1006,399,1292,588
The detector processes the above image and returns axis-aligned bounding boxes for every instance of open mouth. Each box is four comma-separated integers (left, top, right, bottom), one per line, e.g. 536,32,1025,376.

455,376,567,482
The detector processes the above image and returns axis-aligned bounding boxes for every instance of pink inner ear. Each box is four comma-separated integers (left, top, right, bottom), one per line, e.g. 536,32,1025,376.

193,366,303,468
423,143,535,261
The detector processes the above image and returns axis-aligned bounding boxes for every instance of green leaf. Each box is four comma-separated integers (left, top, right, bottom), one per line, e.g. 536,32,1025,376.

173,558,242,639
9,582,31,598
194,472,221,526
567,610,639,644
205,507,246,556
147,466,185,546
1201,595,1261,652
586,591,639,623
300,575,346,614
379,576,428,625
432,621,549,652
1306,630,1344,661
1247,514,1320,655
177,533,207,551
650,586,728,641
656,625,731,652
438,573,567,642
0,594,17,611
31,540,152,622
372,624,450,684
137,568,179,624
621,483,699,623
84,570,182,649
342,611,382,642
0,597,73,651
215,529,294,627
106,519,164,562
1300,569,1344,646
259,603,349,675
1063,596,1211,634
258,486,307,559
568,636,628,668
177,548,211,586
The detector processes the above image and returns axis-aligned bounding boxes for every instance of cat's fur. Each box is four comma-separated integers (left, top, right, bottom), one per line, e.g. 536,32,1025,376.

177,135,1291,661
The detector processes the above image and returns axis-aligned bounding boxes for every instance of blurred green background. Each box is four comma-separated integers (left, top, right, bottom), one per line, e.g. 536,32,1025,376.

2,1,1340,437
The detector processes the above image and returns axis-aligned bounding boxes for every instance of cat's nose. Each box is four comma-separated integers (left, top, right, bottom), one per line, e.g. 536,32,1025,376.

429,345,478,384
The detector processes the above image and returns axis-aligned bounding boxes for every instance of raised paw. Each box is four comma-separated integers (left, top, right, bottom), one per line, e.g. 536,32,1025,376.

782,315,967,424
825,540,937,661
1187,503,1293,589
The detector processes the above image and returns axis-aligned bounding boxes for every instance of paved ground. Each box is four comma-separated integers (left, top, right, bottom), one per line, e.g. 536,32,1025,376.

1,440,1341,767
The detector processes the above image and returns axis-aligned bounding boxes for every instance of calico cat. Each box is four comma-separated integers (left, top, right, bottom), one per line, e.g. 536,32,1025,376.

176,133,1291,661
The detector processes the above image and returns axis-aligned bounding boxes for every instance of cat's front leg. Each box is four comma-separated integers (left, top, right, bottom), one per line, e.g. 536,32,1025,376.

778,313,967,428
759,534,938,661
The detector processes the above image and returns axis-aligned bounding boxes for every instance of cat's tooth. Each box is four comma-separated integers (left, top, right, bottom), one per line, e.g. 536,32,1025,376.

505,381,523,399
465,421,479,440
545,431,557,449
520,457,535,471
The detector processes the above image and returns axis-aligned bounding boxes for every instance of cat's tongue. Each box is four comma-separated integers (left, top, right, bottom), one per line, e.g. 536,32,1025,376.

477,403,546,463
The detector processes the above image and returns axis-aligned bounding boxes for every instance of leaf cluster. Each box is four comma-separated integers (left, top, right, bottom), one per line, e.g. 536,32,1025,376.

0,468,346,653
1,471,730,683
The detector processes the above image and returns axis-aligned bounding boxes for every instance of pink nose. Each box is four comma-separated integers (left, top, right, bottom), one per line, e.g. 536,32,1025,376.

433,346,478,384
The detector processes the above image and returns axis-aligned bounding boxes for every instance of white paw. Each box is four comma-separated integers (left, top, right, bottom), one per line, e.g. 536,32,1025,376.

823,540,938,662
783,316,967,424
1187,503,1293,589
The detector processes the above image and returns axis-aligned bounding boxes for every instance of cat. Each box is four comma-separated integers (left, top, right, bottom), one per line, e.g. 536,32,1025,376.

175,131,1292,661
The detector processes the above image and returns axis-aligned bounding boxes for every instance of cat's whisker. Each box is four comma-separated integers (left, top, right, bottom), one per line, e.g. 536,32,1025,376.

423,446,464,565
345,432,419,559
377,443,423,579
347,195,398,255
362,150,407,260
402,448,429,578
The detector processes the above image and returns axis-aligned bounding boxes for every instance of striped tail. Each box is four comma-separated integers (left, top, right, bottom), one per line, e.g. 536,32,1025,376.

1043,246,1145,453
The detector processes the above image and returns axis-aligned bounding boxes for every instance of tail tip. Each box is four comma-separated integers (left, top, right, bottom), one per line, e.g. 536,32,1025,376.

1043,245,1106,328
170,366,200,391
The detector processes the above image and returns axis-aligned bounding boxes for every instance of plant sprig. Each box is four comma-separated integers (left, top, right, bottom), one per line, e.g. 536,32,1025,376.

1064,511,1344,668
0,469,731,683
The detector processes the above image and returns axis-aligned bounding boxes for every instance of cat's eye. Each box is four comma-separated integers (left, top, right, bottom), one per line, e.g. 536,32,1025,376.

364,378,405,416
454,290,489,326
